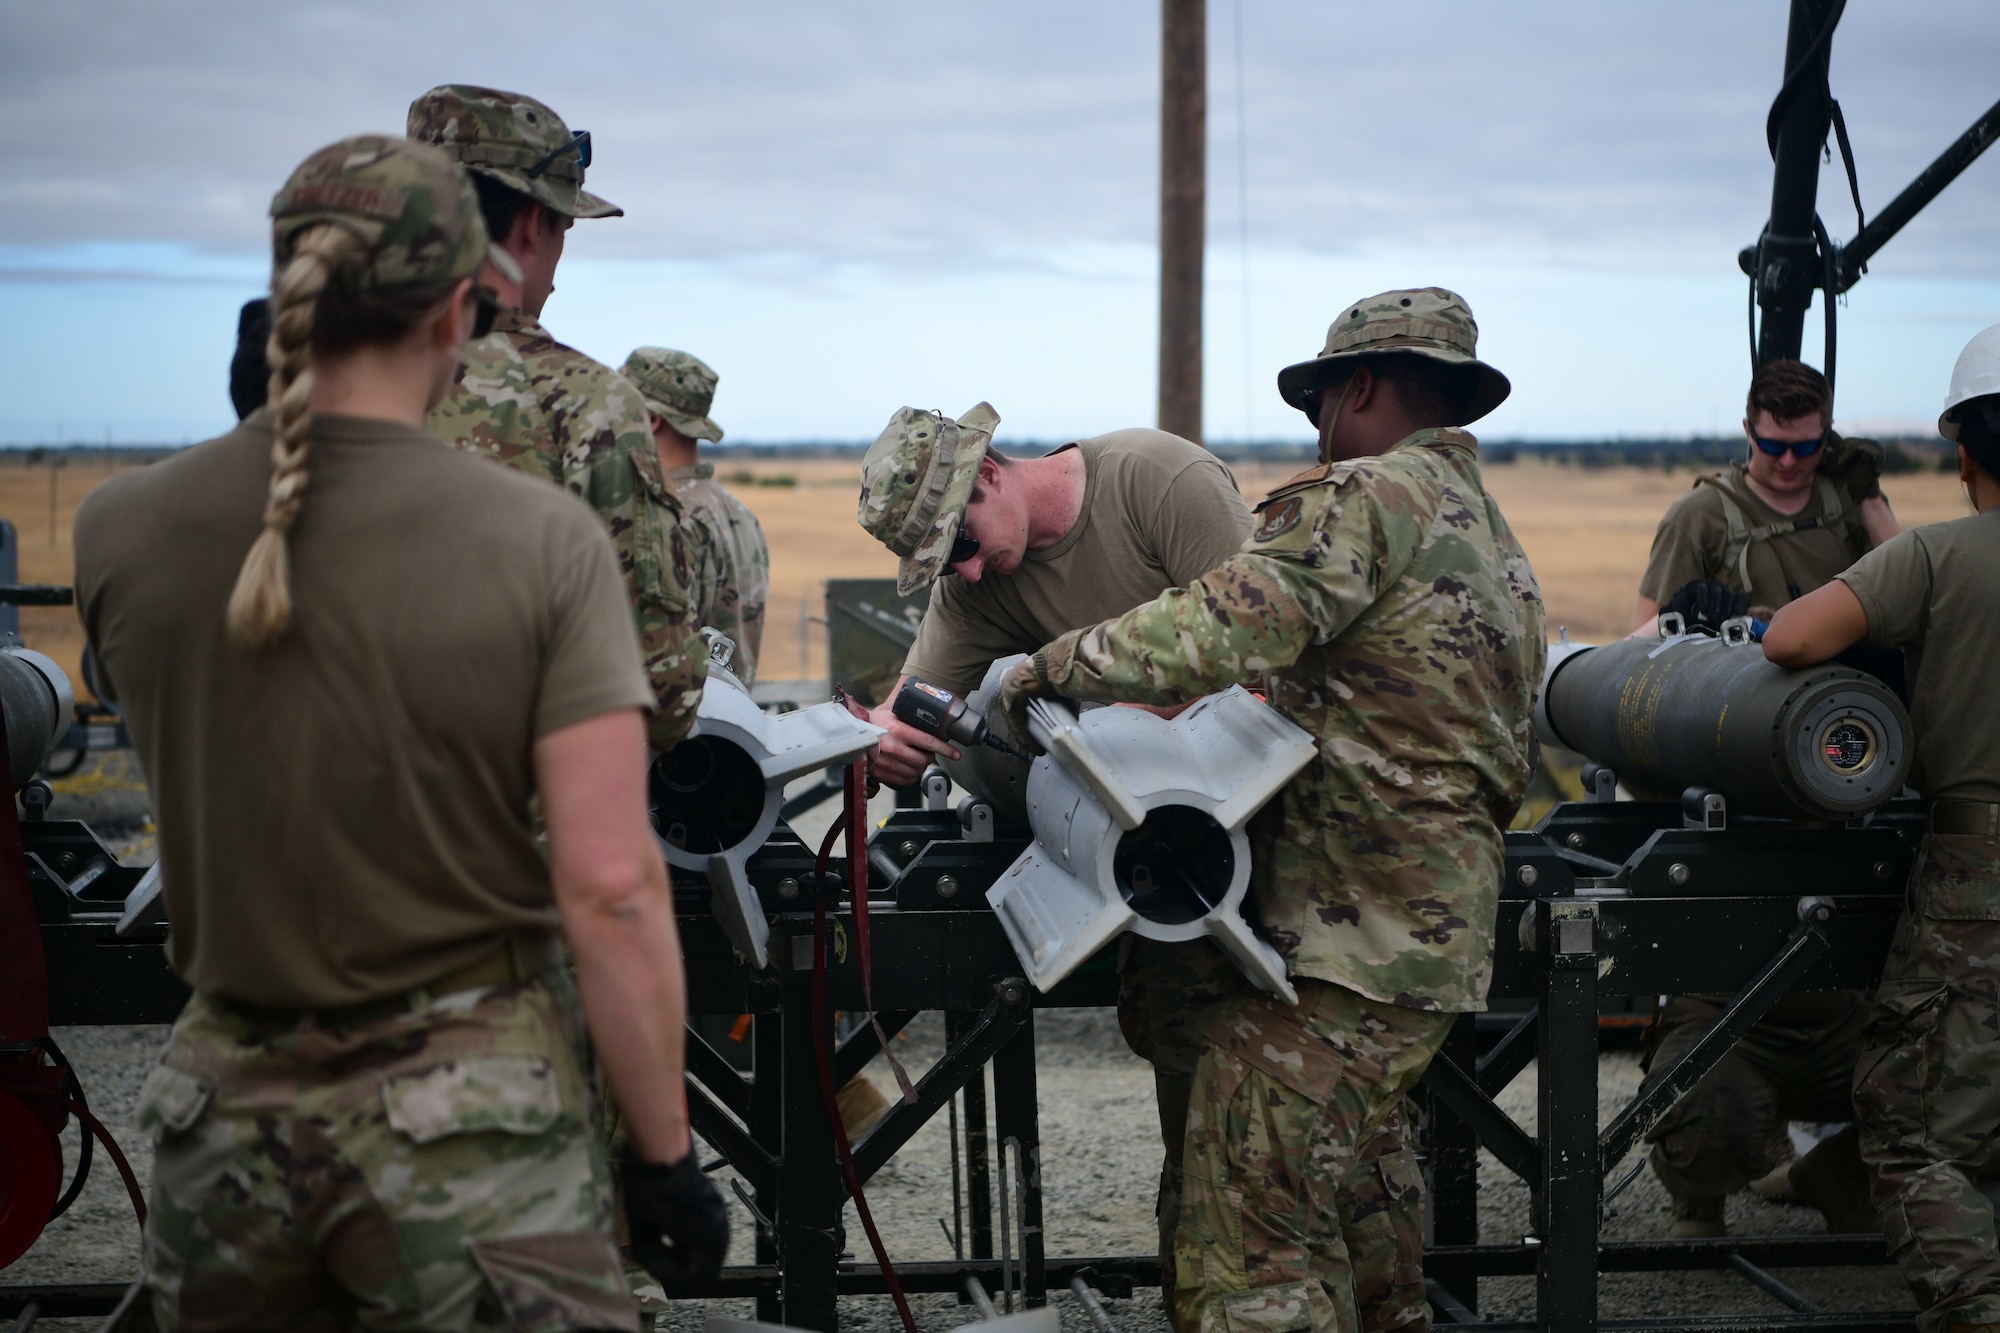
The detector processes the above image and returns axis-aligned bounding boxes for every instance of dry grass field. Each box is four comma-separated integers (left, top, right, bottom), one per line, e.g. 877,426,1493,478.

0,450,1971,702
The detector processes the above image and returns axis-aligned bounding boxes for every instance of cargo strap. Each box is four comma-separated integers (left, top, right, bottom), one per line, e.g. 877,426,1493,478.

1933,800,2000,837
810,755,917,1333
1696,471,1853,601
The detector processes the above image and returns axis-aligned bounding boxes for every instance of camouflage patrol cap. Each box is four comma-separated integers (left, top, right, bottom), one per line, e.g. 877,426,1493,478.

857,403,1002,595
1276,287,1510,425
269,134,520,292
407,84,622,220
621,347,725,443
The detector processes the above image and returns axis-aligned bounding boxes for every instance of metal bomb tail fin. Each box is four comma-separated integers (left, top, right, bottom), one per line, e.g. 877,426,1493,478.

652,667,883,969
986,685,1314,1002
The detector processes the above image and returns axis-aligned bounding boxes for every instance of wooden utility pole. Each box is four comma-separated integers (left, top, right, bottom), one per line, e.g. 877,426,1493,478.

1158,0,1206,444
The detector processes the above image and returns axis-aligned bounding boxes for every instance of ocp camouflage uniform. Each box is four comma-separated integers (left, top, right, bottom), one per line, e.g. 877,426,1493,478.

1119,936,1427,1330
428,311,703,750
670,461,769,684
138,973,635,1332
1020,381,1546,1330
1852,834,2000,1332
618,346,766,686
411,84,705,751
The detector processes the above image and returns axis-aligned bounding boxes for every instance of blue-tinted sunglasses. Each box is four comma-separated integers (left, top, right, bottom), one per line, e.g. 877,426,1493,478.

947,529,980,570
1753,434,1825,459
524,130,591,179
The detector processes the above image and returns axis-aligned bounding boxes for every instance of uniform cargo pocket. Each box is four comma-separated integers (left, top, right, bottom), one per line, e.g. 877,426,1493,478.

467,1231,639,1333
135,1063,211,1143
1917,834,2000,920
1219,1279,1337,1333
1376,1146,1425,1203
382,1056,561,1145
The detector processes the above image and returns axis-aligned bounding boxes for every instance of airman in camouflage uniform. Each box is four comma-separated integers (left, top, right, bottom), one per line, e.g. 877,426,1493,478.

82,134,728,1332
1764,325,2000,1333
621,347,770,685
411,85,704,748
1004,289,1545,1333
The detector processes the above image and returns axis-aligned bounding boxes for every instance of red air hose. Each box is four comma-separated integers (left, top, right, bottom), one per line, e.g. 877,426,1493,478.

811,760,917,1333
64,1097,146,1230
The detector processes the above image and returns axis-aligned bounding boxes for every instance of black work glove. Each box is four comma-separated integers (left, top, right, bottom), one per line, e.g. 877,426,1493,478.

622,1147,729,1287
1663,578,1750,631
1819,432,1885,504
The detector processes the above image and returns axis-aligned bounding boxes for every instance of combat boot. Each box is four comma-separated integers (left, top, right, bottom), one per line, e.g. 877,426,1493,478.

1668,1191,1726,1239
1749,1123,1801,1202
1749,1160,1801,1202
1786,1125,1879,1235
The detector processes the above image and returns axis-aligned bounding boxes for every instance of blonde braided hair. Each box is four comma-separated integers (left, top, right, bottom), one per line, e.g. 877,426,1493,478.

225,223,363,649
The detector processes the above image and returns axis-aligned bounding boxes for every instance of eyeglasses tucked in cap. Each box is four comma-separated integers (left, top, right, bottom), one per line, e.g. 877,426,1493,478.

1752,433,1825,459
524,129,592,180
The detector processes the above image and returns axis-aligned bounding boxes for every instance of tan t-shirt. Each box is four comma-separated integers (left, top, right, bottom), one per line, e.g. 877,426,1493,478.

74,411,653,1008
1639,463,1869,611
901,430,1252,694
1837,507,2000,804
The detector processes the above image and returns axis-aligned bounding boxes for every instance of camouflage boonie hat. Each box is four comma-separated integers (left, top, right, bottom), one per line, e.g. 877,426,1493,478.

269,134,520,291
1276,287,1510,425
621,347,725,443
407,84,621,220
858,403,1001,595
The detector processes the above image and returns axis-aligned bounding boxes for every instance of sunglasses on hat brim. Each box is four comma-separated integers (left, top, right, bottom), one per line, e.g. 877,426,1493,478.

1752,434,1825,459
524,130,591,180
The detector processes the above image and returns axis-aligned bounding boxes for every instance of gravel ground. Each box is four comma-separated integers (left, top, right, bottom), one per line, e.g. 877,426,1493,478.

13,1017,1920,1332
1472,1052,1913,1323
8,1023,171,1333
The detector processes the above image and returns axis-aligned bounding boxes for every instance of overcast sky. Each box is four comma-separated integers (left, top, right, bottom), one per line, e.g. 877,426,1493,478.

4,1,1998,444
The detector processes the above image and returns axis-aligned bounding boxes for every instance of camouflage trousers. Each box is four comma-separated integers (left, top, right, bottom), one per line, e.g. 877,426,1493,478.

1119,943,1429,1333
1641,990,1869,1201
131,972,638,1332
1172,976,1452,1333
1853,832,2000,1333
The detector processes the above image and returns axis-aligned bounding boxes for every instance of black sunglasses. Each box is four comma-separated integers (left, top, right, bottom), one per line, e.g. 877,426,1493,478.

1752,433,1825,459
523,130,591,180
470,285,501,340
947,528,980,570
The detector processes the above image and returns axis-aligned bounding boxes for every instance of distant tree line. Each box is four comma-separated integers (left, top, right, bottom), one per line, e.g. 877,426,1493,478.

0,436,1960,472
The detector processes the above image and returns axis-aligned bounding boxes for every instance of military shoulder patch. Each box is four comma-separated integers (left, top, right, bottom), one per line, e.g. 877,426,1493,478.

1271,460,1332,492
1255,461,1332,507
1253,495,1305,543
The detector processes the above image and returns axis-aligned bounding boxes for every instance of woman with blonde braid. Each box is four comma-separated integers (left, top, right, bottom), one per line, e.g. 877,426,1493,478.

76,135,725,1331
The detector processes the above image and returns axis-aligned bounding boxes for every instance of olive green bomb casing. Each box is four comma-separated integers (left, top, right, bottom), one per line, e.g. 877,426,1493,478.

1535,630,1909,821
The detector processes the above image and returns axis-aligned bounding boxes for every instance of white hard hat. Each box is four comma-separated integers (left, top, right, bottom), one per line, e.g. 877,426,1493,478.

1939,323,2000,440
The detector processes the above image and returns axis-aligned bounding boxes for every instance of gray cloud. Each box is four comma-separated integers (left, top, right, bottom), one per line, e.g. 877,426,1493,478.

3,0,1996,277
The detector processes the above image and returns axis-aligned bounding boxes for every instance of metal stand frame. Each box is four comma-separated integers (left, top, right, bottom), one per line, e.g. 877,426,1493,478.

9,799,1931,1331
